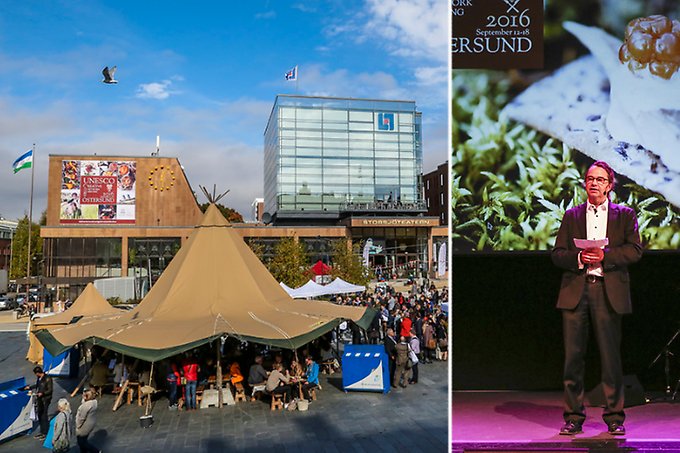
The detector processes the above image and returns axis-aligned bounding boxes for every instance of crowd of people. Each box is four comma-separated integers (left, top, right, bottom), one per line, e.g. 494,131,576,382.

21,279,447,451
333,280,449,389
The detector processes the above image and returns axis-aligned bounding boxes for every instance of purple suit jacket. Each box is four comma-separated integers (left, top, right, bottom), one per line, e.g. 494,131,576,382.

551,202,642,314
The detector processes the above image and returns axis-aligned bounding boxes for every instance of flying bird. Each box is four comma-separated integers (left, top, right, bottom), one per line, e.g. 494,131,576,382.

102,66,118,84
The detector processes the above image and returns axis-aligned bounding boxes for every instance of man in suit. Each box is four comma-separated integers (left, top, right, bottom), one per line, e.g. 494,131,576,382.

383,328,398,388
552,161,642,436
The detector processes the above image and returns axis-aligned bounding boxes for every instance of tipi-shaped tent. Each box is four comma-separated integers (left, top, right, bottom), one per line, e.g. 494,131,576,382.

35,205,373,362
27,283,120,363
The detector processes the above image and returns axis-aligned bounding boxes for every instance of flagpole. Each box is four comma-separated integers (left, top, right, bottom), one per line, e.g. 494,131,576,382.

25,144,35,309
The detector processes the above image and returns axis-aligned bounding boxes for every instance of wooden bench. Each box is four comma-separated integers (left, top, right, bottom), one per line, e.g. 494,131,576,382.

320,361,336,374
234,382,247,403
270,393,285,411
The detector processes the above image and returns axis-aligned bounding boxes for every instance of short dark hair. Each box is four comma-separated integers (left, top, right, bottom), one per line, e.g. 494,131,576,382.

33,366,43,374
589,161,616,192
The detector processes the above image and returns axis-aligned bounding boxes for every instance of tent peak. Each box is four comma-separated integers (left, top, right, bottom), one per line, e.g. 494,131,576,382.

197,203,232,228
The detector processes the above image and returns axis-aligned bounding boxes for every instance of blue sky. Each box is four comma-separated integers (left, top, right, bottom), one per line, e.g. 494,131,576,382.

0,0,448,221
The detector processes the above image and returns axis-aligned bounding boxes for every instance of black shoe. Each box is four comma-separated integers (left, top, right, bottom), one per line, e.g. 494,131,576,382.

34,433,46,440
559,421,583,435
608,423,625,435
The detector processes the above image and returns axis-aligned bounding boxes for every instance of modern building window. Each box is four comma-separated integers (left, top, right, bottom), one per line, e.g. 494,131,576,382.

264,95,423,219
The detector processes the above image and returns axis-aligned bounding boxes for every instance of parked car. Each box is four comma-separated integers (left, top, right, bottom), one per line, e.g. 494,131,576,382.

0,295,17,310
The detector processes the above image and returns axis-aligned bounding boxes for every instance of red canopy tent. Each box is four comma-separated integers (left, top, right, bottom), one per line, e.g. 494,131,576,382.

311,260,331,276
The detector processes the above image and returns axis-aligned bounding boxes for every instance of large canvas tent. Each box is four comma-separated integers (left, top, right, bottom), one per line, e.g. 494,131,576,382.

27,283,120,364
35,205,373,362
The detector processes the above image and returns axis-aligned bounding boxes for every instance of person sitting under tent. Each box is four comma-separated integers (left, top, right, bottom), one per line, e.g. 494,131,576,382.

301,356,320,402
289,358,304,380
89,358,110,396
247,355,268,400
229,361,244,386
319,341,340,374
266,362,293,407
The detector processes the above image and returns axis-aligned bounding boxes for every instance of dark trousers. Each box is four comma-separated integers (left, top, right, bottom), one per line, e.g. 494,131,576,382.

409,363,419,383
77,434,99,453
36,397,50,435
562,280,624,425
302,382,317,400
388,358,396,387
168,381,178,406
272,385,292,402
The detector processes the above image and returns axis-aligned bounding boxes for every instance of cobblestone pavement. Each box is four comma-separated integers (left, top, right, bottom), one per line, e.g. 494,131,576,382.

0,332,449,452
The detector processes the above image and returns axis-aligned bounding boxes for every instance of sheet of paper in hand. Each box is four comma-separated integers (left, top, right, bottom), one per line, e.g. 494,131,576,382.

574,238,609,249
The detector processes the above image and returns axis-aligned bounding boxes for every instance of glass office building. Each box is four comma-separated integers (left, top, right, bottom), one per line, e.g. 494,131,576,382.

264,95,423,222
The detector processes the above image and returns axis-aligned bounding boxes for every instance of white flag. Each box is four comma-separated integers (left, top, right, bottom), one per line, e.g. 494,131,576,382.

437,242,447,277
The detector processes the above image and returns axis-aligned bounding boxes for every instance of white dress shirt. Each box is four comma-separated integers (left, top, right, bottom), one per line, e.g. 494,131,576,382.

582,199,608,277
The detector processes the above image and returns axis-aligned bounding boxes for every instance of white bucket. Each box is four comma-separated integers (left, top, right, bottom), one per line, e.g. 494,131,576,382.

297,399,309,411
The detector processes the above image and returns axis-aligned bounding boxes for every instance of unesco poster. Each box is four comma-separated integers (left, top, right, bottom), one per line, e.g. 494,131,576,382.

60,160,136,224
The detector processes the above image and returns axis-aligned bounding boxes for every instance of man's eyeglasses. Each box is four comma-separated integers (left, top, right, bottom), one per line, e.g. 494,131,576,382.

585,176,609,184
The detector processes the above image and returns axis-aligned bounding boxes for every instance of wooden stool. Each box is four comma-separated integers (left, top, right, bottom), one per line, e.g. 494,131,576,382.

270,393,285,411
234,382,247,403
321,361,335,374
196,385,204,404
309,387,317,401
126,382,140,406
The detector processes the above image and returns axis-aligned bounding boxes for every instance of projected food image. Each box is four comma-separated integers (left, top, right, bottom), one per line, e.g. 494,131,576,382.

453,7,680,251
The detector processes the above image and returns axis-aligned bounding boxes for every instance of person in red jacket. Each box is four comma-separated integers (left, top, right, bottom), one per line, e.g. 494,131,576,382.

182,355,200,410
400,311,412,340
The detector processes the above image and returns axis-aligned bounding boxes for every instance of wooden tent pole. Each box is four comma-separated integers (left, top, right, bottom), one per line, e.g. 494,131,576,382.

112,379,129,411
145,361,154,416
216,338,223,408
70,367,91,397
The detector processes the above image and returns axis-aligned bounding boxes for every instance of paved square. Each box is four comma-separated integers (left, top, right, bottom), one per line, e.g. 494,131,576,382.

0,331,448,452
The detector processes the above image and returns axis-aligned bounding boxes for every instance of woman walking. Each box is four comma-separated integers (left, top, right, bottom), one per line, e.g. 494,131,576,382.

51,398,73,453
76,389,100,453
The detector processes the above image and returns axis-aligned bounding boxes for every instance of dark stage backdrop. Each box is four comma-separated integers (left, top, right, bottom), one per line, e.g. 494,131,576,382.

453,251,680,392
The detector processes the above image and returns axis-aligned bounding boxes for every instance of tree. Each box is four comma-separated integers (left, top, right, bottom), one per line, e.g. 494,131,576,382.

10,214,43,279
198,202,243,223
245,239,265,263
268,237,312,287
329,240,373,287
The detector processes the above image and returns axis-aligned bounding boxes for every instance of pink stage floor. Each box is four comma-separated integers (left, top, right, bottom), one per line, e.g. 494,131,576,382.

452,391,680,452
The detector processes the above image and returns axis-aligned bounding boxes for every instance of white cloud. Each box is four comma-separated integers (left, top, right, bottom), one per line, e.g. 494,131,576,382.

414,65,448,86
0,92,271,221
290,64,408,100
136,80,175,100
255,10,276,19
363,0,448,64
292,3,317,13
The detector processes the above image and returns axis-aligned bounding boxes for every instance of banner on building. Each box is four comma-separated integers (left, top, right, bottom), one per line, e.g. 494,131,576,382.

60,160,136,224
